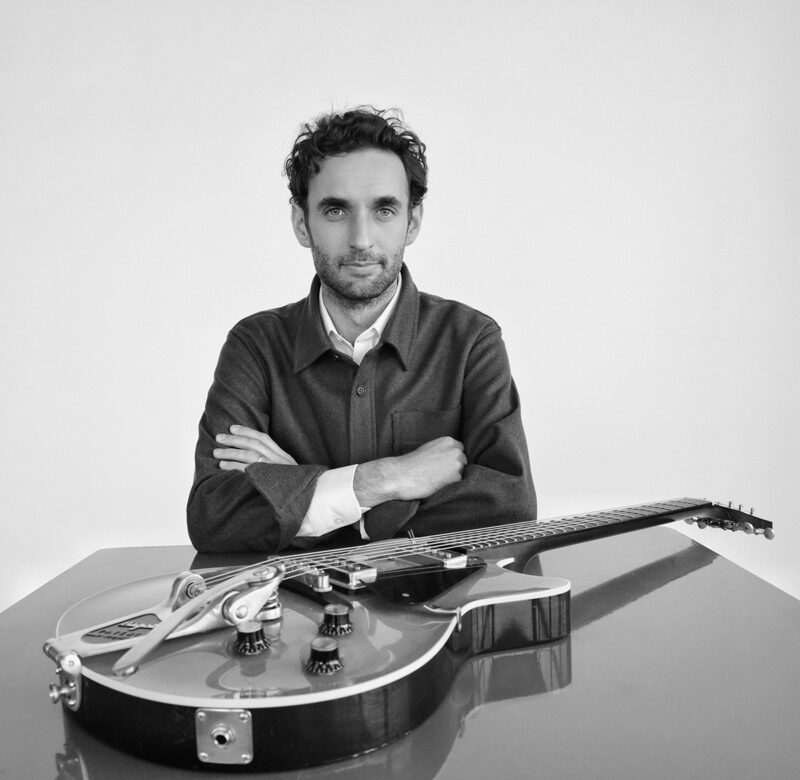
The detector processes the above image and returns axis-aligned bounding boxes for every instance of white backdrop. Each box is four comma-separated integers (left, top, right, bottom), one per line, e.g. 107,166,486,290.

1,0,797,613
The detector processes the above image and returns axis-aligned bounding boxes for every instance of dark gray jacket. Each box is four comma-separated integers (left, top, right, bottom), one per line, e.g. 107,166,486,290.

188,265,536,552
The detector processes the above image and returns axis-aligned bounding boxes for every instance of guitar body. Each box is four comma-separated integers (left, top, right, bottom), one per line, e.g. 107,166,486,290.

54,556,570,770
45,498,771,770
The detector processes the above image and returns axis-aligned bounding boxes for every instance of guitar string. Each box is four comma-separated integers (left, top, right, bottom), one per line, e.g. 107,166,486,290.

200,500,698,585
202,515,663,586
199,499,699,588
200,517,584,585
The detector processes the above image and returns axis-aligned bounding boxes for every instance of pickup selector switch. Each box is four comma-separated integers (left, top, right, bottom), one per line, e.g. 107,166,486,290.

319,603,354,636
305,637,343,675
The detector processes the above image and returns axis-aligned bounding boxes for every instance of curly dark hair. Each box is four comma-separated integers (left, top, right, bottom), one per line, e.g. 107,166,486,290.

284,107,428,212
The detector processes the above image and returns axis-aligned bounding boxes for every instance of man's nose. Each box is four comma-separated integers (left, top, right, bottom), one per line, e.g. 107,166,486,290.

349,212,373,249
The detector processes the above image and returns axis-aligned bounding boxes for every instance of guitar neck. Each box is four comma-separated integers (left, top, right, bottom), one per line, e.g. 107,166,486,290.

426,498,758,557
232,498,771,589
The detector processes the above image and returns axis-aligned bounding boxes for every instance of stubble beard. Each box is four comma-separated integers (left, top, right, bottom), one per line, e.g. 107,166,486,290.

311,245,404,312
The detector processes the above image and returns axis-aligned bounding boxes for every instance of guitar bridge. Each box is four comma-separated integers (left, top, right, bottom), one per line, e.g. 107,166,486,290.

421,549,469,568
324,561,378,590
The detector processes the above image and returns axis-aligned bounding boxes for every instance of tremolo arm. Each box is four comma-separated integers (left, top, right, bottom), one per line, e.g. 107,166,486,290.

43,564,285,678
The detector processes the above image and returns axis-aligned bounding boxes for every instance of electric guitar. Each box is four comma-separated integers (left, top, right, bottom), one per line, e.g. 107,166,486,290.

44,498,773,771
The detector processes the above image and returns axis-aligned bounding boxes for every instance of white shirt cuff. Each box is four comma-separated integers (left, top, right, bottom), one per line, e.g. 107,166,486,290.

296,465,364,538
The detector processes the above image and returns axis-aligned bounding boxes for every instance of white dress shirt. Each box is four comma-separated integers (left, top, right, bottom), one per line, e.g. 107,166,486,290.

296,277,402,538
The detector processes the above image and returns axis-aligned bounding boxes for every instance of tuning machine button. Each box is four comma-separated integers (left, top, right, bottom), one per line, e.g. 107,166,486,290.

319,603,354,636
305,637,343,675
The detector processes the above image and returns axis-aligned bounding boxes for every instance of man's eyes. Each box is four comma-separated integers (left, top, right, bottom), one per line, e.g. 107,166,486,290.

322,207,398,219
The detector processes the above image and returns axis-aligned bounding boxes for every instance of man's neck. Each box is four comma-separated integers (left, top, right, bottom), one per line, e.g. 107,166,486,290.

320,278,399,344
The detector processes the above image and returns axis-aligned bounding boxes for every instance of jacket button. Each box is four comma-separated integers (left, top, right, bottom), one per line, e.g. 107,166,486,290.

355,385,367,397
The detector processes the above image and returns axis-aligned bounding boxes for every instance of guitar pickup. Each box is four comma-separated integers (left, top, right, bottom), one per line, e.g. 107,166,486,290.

324,549,467,592
378,549,469,570
325,561,378,590
421,549,468,569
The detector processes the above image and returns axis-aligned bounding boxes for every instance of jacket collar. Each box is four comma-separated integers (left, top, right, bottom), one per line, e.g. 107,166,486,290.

293,264,418,373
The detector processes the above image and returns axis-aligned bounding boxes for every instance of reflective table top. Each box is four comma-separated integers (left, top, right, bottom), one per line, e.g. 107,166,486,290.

4,527,799,779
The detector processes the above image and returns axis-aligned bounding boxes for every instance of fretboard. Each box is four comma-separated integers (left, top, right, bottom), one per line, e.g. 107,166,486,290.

439,497,712,555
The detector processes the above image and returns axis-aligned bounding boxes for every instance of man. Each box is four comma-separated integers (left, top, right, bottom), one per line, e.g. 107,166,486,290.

188,107,536,552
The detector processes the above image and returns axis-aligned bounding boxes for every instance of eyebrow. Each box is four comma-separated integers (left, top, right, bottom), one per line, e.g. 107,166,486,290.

315,195,404,212
373,196,403,209
316,196,349,212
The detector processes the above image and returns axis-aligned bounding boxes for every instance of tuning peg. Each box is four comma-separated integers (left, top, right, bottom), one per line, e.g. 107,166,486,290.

696,520,708,529
737,522,755,534
752,527,775,540
683,517,696,525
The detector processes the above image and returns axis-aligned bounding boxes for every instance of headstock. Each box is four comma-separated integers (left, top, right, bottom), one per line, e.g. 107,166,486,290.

683,501,774,539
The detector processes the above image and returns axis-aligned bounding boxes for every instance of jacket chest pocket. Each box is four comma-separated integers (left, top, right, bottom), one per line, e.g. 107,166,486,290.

391,407,462,455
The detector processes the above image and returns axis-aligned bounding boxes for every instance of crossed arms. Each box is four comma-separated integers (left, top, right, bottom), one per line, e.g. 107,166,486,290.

187,308,536,552
214,426,467,508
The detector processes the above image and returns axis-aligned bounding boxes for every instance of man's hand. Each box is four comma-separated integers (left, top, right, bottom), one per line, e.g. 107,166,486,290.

213,425,298,471
354,437,467,507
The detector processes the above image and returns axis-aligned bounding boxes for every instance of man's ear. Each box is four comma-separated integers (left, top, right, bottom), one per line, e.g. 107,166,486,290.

291,202,312,248
404,204,423,247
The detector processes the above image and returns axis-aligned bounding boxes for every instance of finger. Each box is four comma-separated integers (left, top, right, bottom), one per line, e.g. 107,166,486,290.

218,432,296,465
229,425,278,447
215,434,271,460
217,433,263,450
228,424,264,439
433,436,464,450
230,426,298,465
219,460,247,472
213,447,260,464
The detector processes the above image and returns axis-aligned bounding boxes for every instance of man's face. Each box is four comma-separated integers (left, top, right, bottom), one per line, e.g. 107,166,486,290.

291,148,422,304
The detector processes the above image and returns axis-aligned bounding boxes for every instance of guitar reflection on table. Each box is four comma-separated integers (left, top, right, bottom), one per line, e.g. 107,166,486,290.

53,538,717,780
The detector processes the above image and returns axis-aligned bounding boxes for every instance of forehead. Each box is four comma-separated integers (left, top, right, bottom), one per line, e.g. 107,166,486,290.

307,148,409,205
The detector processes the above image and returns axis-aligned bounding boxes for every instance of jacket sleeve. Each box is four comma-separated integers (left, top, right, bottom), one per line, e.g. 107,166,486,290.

186,329,326,553
364,327,536,540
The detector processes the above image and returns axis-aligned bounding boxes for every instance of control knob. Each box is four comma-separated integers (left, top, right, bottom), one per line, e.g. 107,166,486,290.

319,603,354,636
305,637,343,675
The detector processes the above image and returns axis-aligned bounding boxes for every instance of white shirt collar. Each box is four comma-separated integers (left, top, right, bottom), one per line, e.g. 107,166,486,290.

319,275,402,364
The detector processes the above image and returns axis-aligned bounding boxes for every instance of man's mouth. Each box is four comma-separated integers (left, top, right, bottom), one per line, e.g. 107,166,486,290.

342,252,383,266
